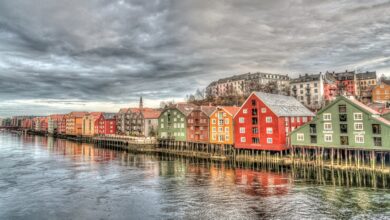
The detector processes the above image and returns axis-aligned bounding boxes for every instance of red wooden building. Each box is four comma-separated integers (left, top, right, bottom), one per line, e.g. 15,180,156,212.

186,105,216,142
234,92,314,151
333,70,356,96
95,113,116,135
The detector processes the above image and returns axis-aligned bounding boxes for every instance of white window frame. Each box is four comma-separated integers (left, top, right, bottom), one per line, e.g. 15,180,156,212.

324,134,332,142
297,133,304,141
354,113,363,121
225,127,229,133
266,117,272,123
324,123,332,131
266,127,273,134
225,119,229,124
267,138,273,144
239,127,245,134
243,109,248,114
355,135,364,144
239,117,245,123
212,119,216,124
354,122,363,130
323,113,331,121
261,108,266,113
240,137,246,143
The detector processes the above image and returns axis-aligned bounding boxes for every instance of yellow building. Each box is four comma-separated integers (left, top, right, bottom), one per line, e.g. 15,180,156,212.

209,106,240,145
66,112,88,136
82,112,102,136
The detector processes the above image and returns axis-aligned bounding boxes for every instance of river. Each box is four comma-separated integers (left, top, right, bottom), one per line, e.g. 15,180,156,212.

0,132,389,220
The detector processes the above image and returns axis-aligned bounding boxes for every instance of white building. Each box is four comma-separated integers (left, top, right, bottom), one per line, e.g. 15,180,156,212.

290,73,325,110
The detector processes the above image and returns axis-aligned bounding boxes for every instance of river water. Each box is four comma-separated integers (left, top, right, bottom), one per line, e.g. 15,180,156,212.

0,132,389,220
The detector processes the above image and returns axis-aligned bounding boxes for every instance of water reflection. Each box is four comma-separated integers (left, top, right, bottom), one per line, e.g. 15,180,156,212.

0,132,389,219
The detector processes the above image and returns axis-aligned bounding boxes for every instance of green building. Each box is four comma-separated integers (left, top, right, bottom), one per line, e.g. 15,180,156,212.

291,96,390,149
158,103,197,141
383,112,390,121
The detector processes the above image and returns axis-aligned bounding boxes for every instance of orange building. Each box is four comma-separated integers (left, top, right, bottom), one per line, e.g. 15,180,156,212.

66,112,88,136
372,81,390,103
209,106,240,145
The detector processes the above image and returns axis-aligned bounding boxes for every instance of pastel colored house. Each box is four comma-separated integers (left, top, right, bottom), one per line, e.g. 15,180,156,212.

234,92,314,151
187,106,216,142
209,106,240,145
158,103,197,141
116,108,129,135
372,80,390,103
82,112,102,136
58,116,67,134
95,113,117,135
291,96,390,149
143,109,161,137
48,114,65,134
66,112,88,136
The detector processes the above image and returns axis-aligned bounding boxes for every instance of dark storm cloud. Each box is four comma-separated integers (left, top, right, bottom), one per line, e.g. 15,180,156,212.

0,0,390,116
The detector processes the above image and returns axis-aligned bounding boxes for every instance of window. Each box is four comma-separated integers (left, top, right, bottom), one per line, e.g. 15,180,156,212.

324,123,332,130
324,134,332,142
240,137,246,143
261,108,266,113
339,104,347,113
372,124,381,134
252,118,258,125
291,117,295,123
225,135,229,141
161,124,164,129
239,117,245,123
251,100,256,106
239,127,245,134
354,113,363,120
374,137,382,146
323,113,331,121
252,137,259,144
212,127,216,132
355,135,364,144
297,133,304,141
174,118,177,122
266,117,272,123
252,108,258,116
243,109,248,114
309,124,316,134
218,119,224,126
354,123,363,130
218,112,223,119
218,127,223,132
225,127,229,132
218,135,224,141
339,114,347,122
297,117,300,123
252,127,258,134
266,127,273,134
302,117,307,123
340,124,348,133
225,119,229,124
212,119,216,124
267,138,273,144
212,134,216,141
340,136,349,145
310,135,317,144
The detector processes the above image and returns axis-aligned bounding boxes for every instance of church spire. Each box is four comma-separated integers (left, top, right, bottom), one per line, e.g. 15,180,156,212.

139,96,143,110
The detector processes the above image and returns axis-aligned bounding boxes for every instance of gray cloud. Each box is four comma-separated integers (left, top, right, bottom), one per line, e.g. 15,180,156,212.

0,0,390,117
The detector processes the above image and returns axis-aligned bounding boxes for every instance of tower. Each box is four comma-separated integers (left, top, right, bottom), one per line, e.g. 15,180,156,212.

139,96,143,110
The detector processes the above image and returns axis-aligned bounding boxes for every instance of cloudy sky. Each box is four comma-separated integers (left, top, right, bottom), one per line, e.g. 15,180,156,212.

0,0,390,117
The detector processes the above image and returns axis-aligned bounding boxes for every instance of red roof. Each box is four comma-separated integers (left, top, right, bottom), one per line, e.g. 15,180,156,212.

222,106,240,116
49,114,65,120
68,112,88,118
129,108,161,119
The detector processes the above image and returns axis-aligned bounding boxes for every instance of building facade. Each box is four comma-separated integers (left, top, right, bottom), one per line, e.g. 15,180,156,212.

186,106,216,142
372,81,390,103
158,103,197,141
66,112,88,136
95,113,116,135
290,73,324,110
356,71,377,103
234,92,314,151
206,72,290,97
209,106,240,145
82,112,102,136
291,96,390,149
48,114,65,134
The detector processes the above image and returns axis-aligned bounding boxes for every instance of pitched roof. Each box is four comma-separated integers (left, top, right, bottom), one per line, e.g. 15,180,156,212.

222,106,240,116
200,106,217,116
347,97,379,115
356,71,376,80
117,108,129,114
291,73,321,83
175,103,198,116
142,109,161,119
68,112,88,117
254,92,315,117
49,114,65,120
